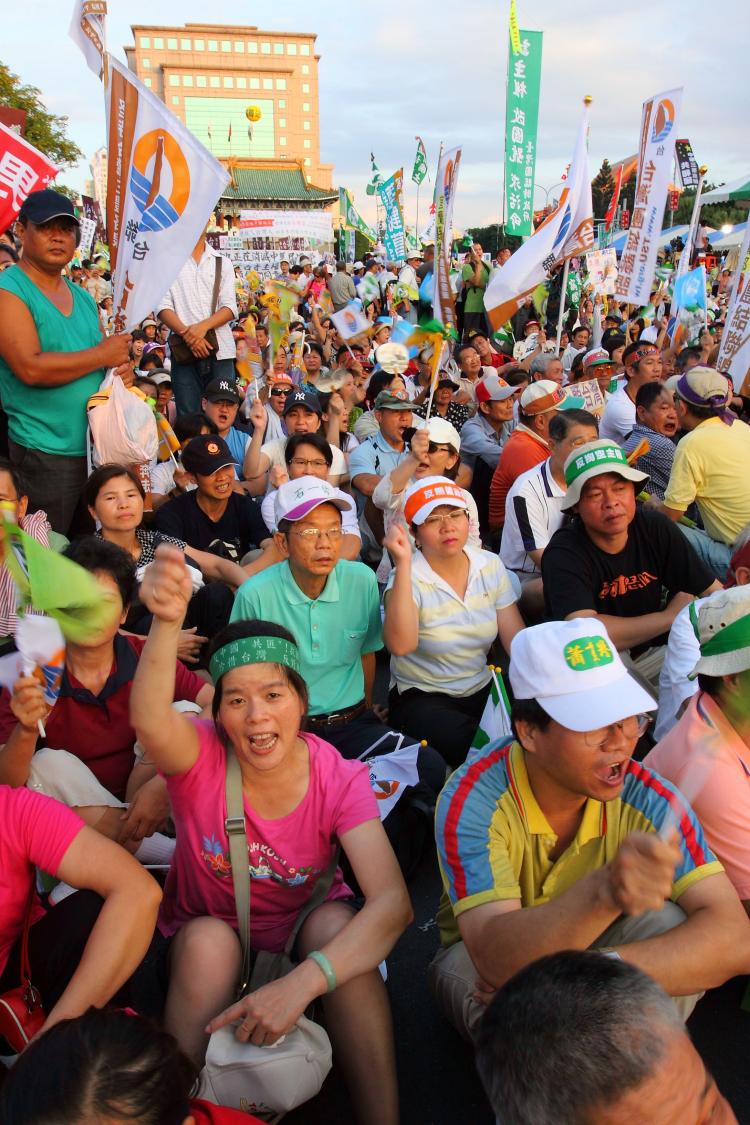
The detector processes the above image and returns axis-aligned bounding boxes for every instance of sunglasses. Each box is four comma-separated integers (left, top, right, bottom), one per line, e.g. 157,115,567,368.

270,388,292,397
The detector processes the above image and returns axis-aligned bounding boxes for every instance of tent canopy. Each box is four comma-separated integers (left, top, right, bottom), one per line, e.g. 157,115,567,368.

702,174,750,207
706,221,748,250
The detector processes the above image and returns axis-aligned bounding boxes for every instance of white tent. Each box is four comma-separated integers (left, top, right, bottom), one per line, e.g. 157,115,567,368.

702,174,750,207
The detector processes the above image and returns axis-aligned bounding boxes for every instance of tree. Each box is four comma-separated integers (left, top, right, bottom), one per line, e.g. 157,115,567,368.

465,225,523,256
591,159,615,221
0,61,83,168
661,184,747,232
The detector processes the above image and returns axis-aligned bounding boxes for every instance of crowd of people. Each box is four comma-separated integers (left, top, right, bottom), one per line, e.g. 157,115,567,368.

0,185,748,1123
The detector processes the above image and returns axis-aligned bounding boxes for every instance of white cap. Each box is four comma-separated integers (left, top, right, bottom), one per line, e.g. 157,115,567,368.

690,586,750,678
420,416,461,452
509,619,656,731
274,476,353,525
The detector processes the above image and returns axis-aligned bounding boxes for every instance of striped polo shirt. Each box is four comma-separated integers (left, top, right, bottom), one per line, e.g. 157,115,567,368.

386,546,517,698
435,740,722,947
500,458,565,574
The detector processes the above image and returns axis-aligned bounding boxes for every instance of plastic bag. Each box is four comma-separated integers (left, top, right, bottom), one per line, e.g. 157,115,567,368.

88,375,159,467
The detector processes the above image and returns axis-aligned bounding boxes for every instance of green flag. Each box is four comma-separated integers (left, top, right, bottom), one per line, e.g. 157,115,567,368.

467,668,513,759
2,522,119,643
366,152,382,196
339,187,376,242
412,137,428,185
505,30,543,238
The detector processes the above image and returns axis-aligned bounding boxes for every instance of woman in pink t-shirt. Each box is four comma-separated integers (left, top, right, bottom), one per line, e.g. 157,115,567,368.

131,546,412,1125
0,786,161,1039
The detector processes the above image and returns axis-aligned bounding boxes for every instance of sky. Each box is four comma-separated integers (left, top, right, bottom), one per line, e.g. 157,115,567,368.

3,0,747,231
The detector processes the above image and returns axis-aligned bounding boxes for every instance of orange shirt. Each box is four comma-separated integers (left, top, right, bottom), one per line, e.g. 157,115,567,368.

489,426,548,529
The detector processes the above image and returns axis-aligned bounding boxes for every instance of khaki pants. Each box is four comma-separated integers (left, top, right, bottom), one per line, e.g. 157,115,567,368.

428,901,700,1042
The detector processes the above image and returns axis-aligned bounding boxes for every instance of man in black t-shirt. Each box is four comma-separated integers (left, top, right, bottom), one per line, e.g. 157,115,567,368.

542,440,720,681
154,435,278,572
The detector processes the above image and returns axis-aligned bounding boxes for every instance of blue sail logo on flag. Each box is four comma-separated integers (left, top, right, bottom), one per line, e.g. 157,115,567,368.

651,99,676,144
130,129,190,233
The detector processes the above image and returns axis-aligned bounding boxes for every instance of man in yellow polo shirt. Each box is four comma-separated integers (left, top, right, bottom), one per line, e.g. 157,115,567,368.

431,618,750,1041
658,367,750,580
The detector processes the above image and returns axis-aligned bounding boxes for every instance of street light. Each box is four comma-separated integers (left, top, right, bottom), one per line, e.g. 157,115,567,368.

534,181,565,210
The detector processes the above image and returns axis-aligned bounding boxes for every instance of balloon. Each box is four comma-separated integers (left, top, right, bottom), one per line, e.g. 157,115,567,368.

245,105,262,123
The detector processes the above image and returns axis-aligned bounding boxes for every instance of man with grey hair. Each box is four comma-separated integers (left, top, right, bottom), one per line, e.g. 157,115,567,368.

527,352,563,384
476,951,737,1125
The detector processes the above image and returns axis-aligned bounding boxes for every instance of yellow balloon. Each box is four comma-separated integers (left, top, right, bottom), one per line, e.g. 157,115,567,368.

245,105,262,123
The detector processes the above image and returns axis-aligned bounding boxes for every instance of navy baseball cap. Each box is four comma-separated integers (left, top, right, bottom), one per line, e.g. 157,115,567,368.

282,388,322,417
18,189,79,226
181,435,235,477
203,377,240,404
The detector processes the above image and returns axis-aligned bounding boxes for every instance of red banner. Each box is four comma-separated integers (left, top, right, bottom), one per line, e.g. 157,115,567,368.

604,164,624,231
0,123,58,235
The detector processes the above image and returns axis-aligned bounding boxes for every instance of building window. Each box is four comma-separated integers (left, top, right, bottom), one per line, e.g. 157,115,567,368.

234,41,244,52
168,74,179,87
274,43,284,55
278,117,286,128
279,136,287,147
302,102,310,112
250,77,260,89
210,76,220,88
142,58,151,68
223,76,233,88
302,64,309,74
262,77,273,90
208,40,218,52
153,37,164,49
303,120,310,131
236,76,246,88
300,44,311,56
275,78,286,90
194,39,204,50
287,43,297,55
196,75,207,87
303,139,311,149
304,158,311,166
180,38,191,49
248,42,257,53
261,42,271,54
302,83,310,93
144,76,152,87
183,75,193,87
139,36,150,48
171,95,180,105
278,99,286,109
167,37,178,49
221,40,231,52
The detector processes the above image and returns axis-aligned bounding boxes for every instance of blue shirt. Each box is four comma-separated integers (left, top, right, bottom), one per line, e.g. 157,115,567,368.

349,430,409,487
622,423,676,502
230,560,383,715
223,426,250,476
459,414,511,471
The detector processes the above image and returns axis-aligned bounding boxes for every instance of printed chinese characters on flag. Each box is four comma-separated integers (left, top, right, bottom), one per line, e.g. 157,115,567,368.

104,54,229,330
0,123,59,235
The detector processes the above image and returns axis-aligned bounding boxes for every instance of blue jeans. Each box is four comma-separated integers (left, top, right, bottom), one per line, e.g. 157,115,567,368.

170,355,237,416
678,523,733,581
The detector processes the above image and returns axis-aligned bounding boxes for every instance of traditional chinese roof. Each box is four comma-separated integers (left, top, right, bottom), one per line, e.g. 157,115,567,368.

219,162,337,206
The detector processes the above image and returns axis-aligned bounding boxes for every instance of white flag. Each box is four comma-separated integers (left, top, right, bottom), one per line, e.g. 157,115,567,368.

69,0,107,79
466,668,513,765
365,741,421,821
484,106,593,330
433,146,462,331
330,300,371,341
615,89,683,305
104,54,229,331
717,220,750,394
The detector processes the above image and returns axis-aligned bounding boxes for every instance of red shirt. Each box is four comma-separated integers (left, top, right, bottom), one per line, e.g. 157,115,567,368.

0,635,204,801
489,427,548,529
190,1099,265,1124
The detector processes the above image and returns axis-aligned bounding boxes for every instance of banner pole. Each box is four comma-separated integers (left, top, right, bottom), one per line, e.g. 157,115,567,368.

555,258,570,354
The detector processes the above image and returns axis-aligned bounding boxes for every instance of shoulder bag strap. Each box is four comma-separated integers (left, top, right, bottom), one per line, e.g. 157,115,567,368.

224,747,252,993
210,254,222,317
19,884,36,986
282,843,341,957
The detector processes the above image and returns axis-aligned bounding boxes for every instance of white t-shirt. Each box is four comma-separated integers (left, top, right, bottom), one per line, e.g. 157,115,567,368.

653,597,706,741
260,437,347,491
500,459,565,574
261,486,361,537
599,384,636,443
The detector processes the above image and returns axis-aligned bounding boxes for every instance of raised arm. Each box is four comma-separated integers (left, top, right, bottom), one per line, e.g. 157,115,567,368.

242,396,271,483
130,546,202,775
382,525,419,656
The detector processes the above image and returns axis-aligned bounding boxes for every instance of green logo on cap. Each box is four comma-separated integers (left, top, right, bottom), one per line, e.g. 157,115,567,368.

565,445,627,486
564,636,614,671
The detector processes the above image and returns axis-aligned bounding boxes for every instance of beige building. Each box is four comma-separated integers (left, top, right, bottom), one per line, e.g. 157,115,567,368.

124,22,333,194
89,147,108,211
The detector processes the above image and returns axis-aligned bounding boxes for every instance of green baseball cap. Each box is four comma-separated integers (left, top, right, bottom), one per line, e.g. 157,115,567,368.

561,439,648,511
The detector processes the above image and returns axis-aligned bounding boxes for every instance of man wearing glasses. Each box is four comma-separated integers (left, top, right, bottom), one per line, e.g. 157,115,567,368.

244,388,348,494
431,618,750,1042
230,476,447,811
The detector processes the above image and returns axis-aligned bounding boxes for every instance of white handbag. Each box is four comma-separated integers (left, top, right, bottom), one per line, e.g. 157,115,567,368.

198,748,334,1122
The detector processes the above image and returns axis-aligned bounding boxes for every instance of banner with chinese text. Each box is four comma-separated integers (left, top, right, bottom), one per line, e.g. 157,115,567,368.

378,171,406,261
505,30,543,238
717,221,750,394
675,139,700,190
433,146,462,332
615,88,683,304
104,54,229,330
0,123,58,235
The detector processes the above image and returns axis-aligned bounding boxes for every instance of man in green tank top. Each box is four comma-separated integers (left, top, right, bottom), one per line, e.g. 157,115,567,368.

0,189,131,534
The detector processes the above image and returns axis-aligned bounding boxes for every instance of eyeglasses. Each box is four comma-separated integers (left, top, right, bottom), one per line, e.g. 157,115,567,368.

582,714,652,748
421,509,468,528
289,457,328,469
270,388,291,397
290,526,343,540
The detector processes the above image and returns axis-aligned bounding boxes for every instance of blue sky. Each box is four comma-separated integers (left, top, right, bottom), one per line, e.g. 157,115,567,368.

4,0,746,230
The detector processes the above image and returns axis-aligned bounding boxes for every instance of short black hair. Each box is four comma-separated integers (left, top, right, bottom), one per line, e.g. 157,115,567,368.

284,429,333,467
602,331,626,357
622,340,655,368
635,381,670,412
366,369,399,408
173,411,217,444
306,341,325,361
510,698,552,738
130,328,146,342
0,456,26,499
548,409,599,442
207,619,308,721
63,536,137,608
571,325,590,339
455,343,478,365
84,464,145,509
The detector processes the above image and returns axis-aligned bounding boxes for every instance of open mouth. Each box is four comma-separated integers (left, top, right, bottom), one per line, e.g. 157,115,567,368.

246,733,278,754
595,760,626,786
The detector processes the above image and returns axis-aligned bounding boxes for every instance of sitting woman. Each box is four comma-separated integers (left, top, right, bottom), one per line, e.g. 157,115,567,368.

383,477,524,768
86,463,249,654
0,537,212,859
0,1007,260,1125
0,786,160,1045
131,547,412,1125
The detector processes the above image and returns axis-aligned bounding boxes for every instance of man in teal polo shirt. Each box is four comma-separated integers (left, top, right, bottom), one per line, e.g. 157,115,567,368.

0,189,131,533
230,477,447,806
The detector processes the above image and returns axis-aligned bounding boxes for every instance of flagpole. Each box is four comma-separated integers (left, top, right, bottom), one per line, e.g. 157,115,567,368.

671,165,707,315
555,258,570,355
416,180,420,246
